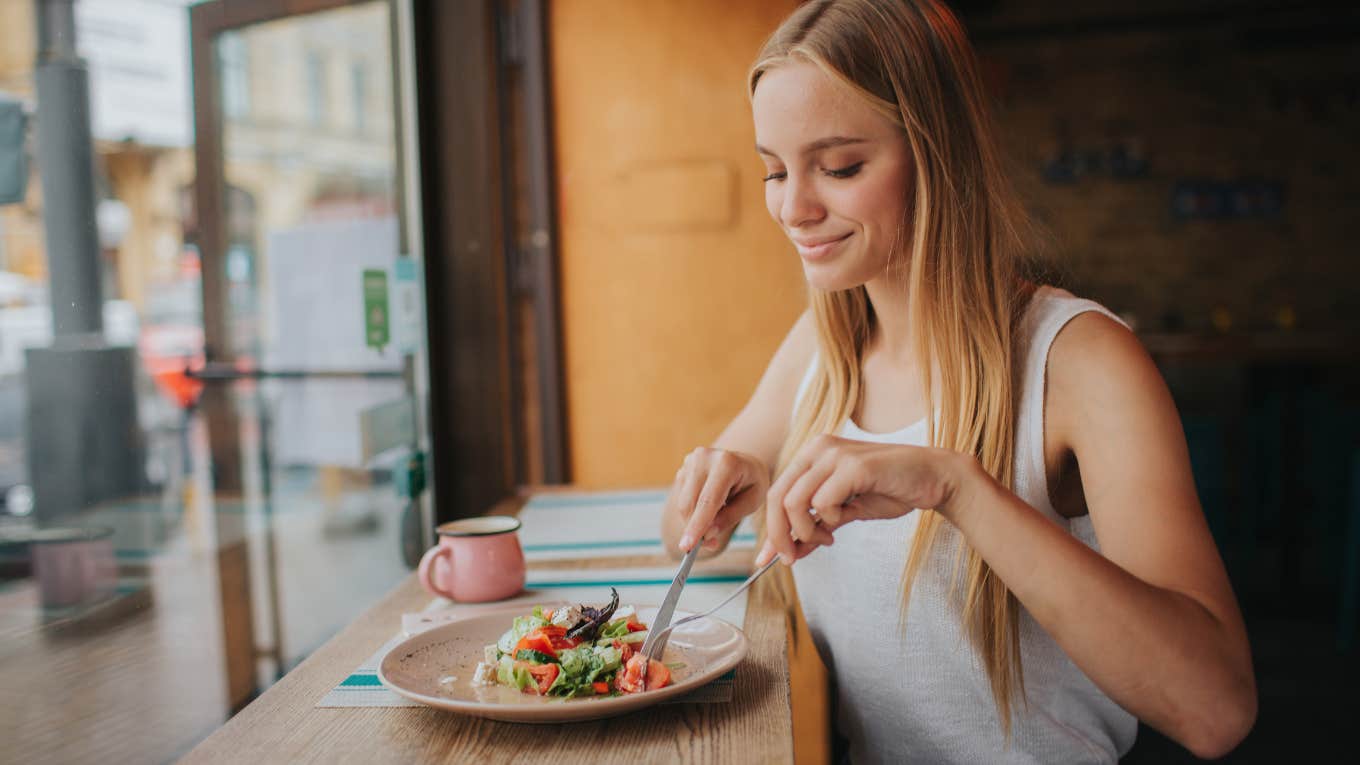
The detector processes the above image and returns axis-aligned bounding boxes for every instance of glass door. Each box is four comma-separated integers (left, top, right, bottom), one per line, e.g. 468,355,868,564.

190,0,430,708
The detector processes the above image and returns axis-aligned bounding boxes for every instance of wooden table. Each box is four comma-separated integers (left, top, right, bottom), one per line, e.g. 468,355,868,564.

180,498,821,764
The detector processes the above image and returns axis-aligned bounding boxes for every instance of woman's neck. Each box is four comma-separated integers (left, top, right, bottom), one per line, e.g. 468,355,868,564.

863,270,917,363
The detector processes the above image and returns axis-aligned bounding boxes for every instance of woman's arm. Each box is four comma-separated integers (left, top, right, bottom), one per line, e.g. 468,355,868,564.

942,312,1255,757
659,310,817,556
758,313,1256,757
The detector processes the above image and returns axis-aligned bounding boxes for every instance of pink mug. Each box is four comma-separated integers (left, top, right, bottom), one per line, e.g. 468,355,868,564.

418,516,526,602
30,526,117,609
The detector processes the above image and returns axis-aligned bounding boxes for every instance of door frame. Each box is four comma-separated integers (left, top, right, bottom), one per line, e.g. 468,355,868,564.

409,0,518,518
497,0,569,487
411,0,569,512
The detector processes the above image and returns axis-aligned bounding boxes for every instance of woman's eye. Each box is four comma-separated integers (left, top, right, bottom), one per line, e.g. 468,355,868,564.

824,161,865,179
762,171,787,182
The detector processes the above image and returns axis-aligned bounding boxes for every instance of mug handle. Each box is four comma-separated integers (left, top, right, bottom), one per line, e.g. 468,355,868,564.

418,546,456,600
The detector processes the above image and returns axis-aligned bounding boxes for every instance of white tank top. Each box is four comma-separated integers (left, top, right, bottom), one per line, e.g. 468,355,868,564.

790,287,1138,764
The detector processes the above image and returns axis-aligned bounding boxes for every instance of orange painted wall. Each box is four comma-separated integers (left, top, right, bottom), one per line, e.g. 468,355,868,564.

549,0,806,488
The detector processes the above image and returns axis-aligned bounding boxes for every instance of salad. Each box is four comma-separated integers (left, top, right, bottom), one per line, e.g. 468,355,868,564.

471,588,673,697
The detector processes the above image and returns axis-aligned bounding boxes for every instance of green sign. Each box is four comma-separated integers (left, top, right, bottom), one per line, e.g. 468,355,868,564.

363,269,389,351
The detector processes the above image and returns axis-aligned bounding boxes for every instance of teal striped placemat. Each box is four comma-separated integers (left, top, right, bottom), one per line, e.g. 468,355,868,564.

517,488,757,561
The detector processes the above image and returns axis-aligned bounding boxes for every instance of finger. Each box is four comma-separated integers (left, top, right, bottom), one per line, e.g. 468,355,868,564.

801,512,835,548
706,481,762,537
813,497,862,532
776,506,834,555
792,536,827,561
810,500,843,529
755,541,777,567
698,492,760,554
699,509,735,550
672,456,709,551
766,446,814,512
660,461,690,524
766,434,836,544
809,462,863,529
682,455,742,550
813,520,835,547
781,457,835,546
807,484,852,530
763,472,793,563
728,477,766,516
764,485,795,564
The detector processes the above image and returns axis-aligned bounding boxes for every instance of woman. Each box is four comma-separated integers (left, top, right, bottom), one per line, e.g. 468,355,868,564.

659,1,1257,762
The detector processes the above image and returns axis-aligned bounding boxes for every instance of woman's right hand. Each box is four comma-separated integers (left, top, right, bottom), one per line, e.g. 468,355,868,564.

662,447,771,555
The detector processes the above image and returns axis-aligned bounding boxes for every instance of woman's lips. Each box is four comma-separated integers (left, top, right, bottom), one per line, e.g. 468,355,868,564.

793,232,852,260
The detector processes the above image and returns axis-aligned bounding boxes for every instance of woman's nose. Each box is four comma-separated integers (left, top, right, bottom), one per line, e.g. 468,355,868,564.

779,175,824,229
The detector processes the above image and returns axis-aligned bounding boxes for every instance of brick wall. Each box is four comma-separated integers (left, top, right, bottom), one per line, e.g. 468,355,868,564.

970,2,1360,333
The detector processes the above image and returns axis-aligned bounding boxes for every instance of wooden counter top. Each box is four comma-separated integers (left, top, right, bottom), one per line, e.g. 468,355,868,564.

180,497,809,764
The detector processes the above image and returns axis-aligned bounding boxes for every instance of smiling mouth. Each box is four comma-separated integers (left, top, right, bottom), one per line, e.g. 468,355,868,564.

793,233,852,259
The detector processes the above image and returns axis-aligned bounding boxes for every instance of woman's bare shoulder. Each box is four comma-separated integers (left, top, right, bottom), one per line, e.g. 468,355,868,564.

1047,311,1150,386
1044,310,1172,455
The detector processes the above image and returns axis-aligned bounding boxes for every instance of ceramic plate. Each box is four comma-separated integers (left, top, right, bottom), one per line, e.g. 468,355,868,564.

377,603,747,723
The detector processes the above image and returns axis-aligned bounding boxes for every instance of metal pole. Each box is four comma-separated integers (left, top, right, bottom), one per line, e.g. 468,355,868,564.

24,0,143,525
33,0,103,337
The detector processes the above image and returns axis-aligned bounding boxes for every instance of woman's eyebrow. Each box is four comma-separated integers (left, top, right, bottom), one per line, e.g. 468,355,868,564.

755,135,869,157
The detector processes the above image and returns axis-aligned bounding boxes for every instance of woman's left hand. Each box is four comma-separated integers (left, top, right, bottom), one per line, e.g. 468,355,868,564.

756,434,975,565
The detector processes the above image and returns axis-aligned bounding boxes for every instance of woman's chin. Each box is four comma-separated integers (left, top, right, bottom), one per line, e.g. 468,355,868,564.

802,261,868,292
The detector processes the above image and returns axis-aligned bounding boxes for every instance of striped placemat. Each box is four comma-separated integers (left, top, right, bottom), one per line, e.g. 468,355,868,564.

517,488,758,561
318,564,751,708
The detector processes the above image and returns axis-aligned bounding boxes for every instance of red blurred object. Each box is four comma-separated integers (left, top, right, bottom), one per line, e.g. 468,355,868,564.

138,324,205,410
150,364,204,410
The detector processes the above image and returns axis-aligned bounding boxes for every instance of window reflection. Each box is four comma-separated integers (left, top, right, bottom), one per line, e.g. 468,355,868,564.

0,1,422,761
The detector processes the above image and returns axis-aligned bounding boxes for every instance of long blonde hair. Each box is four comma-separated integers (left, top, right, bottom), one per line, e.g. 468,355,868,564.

752,0,1037,732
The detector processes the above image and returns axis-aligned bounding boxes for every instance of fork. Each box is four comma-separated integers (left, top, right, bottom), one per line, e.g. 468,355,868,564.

639,556,781,680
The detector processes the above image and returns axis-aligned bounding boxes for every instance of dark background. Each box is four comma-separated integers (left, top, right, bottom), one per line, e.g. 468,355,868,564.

956,1,1360,760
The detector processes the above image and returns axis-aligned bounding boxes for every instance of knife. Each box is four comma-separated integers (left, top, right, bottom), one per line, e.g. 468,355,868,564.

640,541,701,663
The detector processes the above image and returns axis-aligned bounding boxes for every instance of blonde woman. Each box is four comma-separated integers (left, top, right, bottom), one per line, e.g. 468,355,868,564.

659,0,1256,761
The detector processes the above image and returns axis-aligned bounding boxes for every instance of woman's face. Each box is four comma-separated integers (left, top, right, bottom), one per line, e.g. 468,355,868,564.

752,61,914,292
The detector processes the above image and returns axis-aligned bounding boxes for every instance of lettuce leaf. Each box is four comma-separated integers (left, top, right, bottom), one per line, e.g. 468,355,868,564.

495,613,549,654
597,619,631,640
495,656,535,691
548,644,624,697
